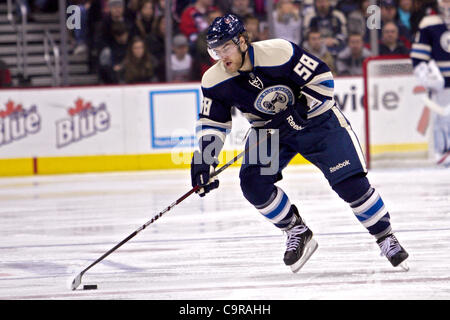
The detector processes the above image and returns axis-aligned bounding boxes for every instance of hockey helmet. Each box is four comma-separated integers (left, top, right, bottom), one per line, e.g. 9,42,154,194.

206,14,245,52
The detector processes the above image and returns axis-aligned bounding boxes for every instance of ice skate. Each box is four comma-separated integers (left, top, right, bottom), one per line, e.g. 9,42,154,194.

283,206,318,273
377,233,409,271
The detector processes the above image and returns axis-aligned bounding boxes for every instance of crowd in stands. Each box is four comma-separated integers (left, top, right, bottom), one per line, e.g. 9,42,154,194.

0,0,441,87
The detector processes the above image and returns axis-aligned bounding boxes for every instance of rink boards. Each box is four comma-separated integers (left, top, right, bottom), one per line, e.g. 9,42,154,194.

0,75,429,176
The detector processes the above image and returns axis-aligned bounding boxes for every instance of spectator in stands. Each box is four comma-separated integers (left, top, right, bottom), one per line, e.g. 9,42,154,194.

379,0,412,48
304,0,348,56
397,0,413,33
0,59,12,88
173,0,195,23
335,0,359,17
303,28,336,75
147,14,165,57
121,36,156,83
133,0,155,39
336,32,372,76
379,21,410,55
33,0,56,12
125,0,140,21
170,34,194,82
154,0,183,24
15,0,35,22
179,0,217,45
98,0,133,51
243,14,265,42
69,0,92,56
229,0,254,20
147,15,167,81
273,0,302,46
192,8,223,79
347,0,370,41
98,21,130,83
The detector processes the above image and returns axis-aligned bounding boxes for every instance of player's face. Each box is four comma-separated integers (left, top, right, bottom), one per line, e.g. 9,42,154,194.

211,40,242,72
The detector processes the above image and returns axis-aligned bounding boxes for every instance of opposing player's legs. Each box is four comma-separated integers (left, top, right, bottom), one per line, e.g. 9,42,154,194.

239,132,317,272
432,89,450,166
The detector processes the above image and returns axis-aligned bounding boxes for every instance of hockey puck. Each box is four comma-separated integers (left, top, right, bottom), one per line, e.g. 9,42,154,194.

83,284,98,290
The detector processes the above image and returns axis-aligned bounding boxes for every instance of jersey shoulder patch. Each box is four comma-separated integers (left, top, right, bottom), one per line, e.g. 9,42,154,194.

201,61,239,89
419,15,444,29
252,39,294,68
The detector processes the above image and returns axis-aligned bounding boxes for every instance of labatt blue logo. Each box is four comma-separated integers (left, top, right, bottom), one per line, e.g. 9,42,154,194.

56,98,110,148
254,85,295,115
0,100,41,146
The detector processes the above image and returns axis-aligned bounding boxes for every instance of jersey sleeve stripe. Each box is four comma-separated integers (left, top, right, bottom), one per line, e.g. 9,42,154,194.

307,83,334,97
411,43,431,52
319,80,334,88
437,61,450,67
309,71,334,85
302,84,334,100
411,48,432,55
410,51,431,61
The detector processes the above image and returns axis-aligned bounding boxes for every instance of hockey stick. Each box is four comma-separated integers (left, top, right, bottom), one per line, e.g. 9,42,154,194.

70,130,271,290
421,96,450,116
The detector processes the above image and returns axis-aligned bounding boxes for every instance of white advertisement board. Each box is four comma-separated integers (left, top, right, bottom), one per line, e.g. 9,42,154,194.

0,76,428,160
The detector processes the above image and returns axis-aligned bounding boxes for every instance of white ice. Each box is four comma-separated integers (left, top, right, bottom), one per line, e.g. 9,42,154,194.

0,164,449,299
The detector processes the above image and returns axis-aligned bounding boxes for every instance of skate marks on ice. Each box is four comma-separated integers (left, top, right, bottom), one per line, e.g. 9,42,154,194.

0,167,449,299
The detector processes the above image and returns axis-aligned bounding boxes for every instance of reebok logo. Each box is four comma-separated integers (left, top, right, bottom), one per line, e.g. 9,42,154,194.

330,160,350,173
286,115,304,131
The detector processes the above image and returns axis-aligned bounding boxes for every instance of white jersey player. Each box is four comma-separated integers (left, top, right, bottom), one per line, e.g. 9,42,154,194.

411,0,450,165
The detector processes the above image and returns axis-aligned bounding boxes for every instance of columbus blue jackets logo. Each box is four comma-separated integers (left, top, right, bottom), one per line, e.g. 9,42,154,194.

254,85,295,115
440,31,450,53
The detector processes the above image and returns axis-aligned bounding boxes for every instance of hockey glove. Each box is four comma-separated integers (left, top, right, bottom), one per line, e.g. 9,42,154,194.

190,150,220,197
414,60,445,92
262,103,308,139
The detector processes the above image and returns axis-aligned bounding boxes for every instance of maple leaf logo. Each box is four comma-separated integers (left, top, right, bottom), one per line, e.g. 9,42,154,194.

0,100,23,118
68,98,92,116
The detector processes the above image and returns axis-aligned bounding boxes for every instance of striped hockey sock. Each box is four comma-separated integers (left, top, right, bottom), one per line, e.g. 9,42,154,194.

350,187,392,239
255,187,295,230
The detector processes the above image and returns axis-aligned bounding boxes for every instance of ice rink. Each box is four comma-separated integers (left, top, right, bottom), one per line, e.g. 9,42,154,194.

0,164,449,300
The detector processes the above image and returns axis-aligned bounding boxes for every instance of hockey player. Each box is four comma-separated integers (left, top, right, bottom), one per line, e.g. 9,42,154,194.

411,0,450,165
190,14,409,272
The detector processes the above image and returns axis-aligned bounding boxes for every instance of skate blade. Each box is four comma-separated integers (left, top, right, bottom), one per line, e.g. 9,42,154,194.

290,239,318,273
398,261,409,272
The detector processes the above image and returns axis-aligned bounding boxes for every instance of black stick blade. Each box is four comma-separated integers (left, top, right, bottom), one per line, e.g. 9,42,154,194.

71,273,82,290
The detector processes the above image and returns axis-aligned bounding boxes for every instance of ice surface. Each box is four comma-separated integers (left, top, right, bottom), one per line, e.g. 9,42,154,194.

0,165,449,299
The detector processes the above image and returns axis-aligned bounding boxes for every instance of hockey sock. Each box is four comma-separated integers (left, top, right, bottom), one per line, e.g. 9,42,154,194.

350,187,392,239
255,187,294,229
332,175,392,239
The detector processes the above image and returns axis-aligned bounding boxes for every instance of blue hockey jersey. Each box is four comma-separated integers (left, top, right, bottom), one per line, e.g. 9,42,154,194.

410,14,450,88
197,39,335,144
